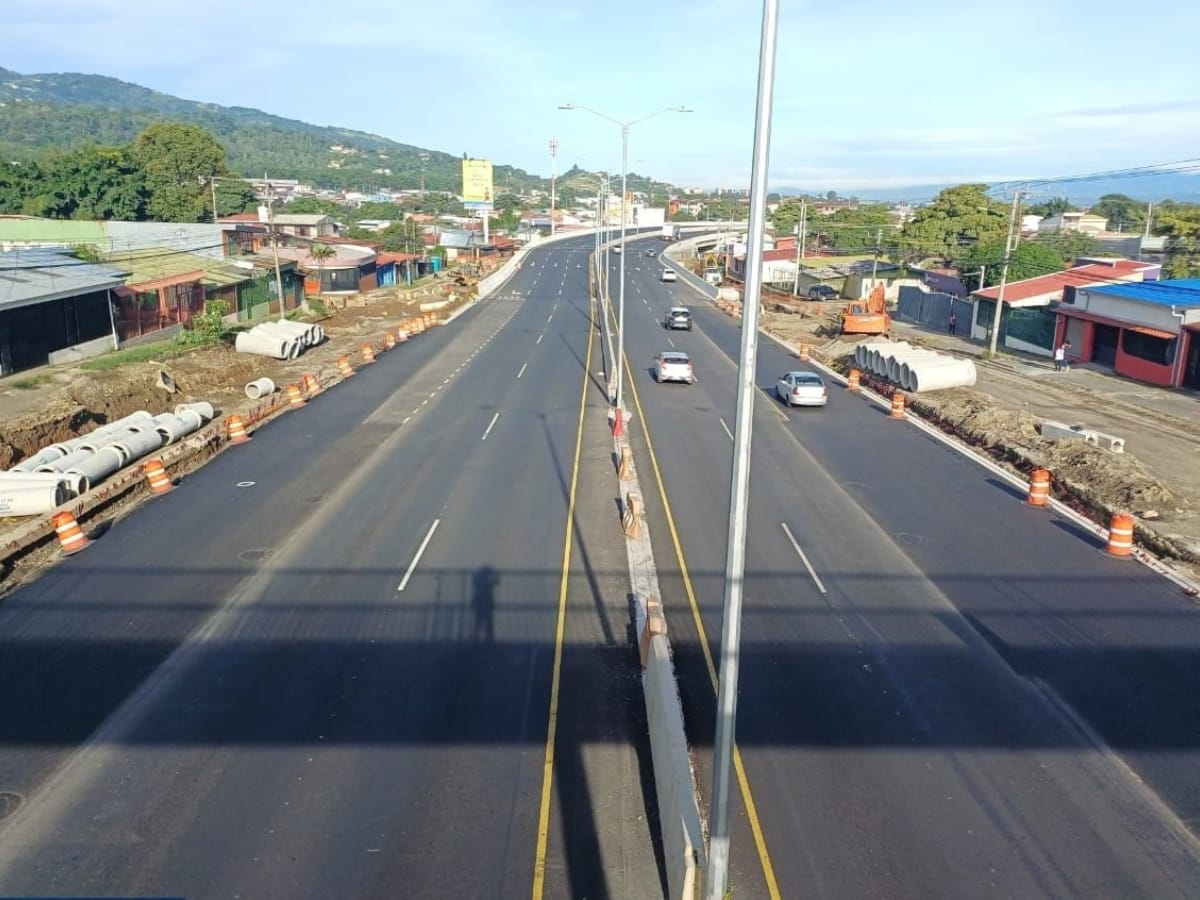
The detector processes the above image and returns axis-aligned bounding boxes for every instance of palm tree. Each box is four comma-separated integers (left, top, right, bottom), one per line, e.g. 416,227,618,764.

309,243,335,307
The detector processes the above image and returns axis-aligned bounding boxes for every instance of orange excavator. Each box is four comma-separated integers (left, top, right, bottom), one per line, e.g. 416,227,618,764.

841,283,891,336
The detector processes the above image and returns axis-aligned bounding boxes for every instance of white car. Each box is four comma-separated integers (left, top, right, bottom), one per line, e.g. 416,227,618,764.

654,351,696,384
660,268,678,282
775,371,827,407
612,246,622,254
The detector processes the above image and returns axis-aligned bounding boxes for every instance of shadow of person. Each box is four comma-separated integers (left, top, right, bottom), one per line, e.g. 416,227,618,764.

472,566,498,643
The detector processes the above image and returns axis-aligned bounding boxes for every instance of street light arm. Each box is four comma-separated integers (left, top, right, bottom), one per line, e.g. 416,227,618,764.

558,103,623,127
626,105,693,128
560,103,693,129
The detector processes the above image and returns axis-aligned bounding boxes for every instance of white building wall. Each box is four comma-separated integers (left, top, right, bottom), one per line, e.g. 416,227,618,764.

1073,289,1189,332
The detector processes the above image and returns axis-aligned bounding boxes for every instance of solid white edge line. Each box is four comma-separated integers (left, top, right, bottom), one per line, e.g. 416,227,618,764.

781,521,828,595
397,519,440,591
517,363,528,379
482,411,501,441
719,417,734,441
537,334,544,344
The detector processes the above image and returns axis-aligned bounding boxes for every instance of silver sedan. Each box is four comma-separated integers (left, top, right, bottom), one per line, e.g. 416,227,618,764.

775,371,827,407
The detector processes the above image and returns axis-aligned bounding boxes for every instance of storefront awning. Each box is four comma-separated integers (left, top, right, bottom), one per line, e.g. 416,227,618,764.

1126,324,1176,340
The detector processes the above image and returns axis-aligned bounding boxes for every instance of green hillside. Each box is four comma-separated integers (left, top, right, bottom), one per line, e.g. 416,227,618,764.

0,66,540,193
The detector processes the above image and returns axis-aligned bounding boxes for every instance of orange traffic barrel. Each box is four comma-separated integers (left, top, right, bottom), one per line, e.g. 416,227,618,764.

337,356,355,378
302,373,323,397
384,333,396,350
397,327,410,342
226,414,251,444
361,343,376,364
798,343,810,362
1027,468,1051,507
1106,513,1135,557
889,392,906,420
286,383,306,408
847,369,861,392
143,457,173,495
51,509,89,555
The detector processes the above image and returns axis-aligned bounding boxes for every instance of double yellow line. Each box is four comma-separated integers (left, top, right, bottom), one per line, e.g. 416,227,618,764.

622,352,782,899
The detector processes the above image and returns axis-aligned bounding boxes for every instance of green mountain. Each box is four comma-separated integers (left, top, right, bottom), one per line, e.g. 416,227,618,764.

0,66,544,194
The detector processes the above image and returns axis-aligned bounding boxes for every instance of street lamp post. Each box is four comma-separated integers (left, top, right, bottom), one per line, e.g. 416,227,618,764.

706,1,781,897
559,103,692,413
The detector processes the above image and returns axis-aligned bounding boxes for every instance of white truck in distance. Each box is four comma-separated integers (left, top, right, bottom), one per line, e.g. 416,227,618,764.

660,224,680,241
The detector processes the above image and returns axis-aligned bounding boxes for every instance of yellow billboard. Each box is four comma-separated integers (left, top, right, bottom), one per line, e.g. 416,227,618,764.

462,159,494,208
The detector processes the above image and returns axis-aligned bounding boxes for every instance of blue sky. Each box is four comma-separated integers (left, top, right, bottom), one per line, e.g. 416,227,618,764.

7,0,1200,195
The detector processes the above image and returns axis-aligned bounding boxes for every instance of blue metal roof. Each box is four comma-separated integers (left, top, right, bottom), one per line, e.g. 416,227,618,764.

1089,278,1200,308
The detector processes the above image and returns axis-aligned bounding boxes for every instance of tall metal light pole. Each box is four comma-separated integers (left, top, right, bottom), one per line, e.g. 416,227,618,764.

988,190,1022,356
559,103,692,412
549,138,559,237
706,1,780,897
418,151,430,197
264,180,286,320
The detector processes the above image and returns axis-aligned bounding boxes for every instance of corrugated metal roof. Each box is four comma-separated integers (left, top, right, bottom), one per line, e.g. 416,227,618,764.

0,216,107,245
1087,278,1200,309
974,260,1158,304
0,247,127,309
108,248,254,288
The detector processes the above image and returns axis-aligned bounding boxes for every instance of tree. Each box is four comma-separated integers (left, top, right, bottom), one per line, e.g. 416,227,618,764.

770,197,807,238
131,122,230,222
826,190,837,201
960,239,1065,291
36,145,147,220
901,184,1009,265
1090,193,1147,233
1035,229,1103,262
1027,196,1072,217
0,160,40,215
214,179,258,217
1157,202,1200,277
814,204,893,253
310,243,335,295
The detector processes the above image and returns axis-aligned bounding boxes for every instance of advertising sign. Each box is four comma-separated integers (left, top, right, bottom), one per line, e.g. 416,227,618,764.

462,159,494,210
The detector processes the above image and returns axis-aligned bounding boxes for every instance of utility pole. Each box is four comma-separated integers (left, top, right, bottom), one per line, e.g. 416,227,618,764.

706,0,779,897
211,175,220,224
987,190,1021,356
419,152,430,197
791,198,807,297
549,138,559,237
265,180,287,320
871,227,882,281
1145,202,1153,239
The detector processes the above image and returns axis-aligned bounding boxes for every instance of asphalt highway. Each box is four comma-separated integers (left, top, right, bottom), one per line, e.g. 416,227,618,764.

613,240,1200,898
0,235,662,899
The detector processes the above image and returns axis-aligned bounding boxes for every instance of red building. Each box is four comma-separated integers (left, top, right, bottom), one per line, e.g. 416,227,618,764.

1056,278,1200,389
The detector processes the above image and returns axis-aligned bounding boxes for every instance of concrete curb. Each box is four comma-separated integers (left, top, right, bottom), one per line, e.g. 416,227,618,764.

594,248,705,899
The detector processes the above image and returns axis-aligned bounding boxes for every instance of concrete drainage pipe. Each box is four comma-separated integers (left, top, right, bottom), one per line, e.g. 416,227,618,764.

245,377,276,400
175,402,214,421
175,408,205,432
889,350,940,387
111,428,166,462
35,448,97,474
235,331,290,359
10,445,68,473
152,413,191,444
0,470,85,498
908,359,978,393
0,483,68,516
900,356,964,391
64,446,126,493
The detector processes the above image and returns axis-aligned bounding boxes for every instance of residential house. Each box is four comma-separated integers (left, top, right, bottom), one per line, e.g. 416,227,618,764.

258,212,338,239
970,258,1160,356
109,248,301,340
1037,212,1109,236
273,244,377,295
1055,279,1200,388
0,248,126,374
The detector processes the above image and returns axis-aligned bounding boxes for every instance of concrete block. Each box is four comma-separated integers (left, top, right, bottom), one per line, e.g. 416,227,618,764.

1092,431,1126,454
1040,420,1091,442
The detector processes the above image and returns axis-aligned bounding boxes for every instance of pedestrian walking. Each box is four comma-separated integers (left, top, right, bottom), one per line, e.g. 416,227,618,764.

948,309,958,334
1062,341,1071,371
1053,342,1066,372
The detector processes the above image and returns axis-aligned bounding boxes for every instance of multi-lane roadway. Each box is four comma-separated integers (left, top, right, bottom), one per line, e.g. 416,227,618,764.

0,234,663,899
614,239,1200,898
